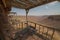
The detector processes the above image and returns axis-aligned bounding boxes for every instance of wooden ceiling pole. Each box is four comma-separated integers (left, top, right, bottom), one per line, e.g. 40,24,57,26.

20,0,34,7
12,1,25,9
2,0,6,7
13,0,27,9
25,9,29,27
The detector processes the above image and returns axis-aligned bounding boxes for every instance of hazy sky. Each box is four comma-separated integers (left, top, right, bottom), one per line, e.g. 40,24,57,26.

11,1,60,16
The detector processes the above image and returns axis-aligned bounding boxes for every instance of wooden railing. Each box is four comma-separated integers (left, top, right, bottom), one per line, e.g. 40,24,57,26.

27,21,60,40
9,19,60,40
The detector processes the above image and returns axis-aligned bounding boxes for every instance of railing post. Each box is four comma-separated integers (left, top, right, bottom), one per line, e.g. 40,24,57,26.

35,23,36,29
42,26,44,34
19,22,20,29
21,22,23,30
51,29,55,40
39,25,41,33
46,27,49,38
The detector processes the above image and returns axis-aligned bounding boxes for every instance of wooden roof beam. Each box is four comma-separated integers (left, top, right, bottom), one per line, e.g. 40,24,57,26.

19,0,36,9
15,0,27,6
19,0,35,7
28,0,39,5
12,0,60,9
12,1,26,9
29,0,58,9
20,0,31,5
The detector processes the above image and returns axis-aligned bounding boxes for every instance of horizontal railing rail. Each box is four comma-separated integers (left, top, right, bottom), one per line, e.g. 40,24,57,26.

27,21,60,40
27,21,60,32
9,18,60,40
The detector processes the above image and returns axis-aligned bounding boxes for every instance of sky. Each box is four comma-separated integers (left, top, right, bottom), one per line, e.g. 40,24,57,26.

11,1,60,16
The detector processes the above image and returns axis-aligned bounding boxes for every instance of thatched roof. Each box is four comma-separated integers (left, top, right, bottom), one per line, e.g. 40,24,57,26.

12,0,60,9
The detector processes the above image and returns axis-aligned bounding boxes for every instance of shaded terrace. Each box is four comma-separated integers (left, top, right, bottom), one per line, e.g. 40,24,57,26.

0,0,60,40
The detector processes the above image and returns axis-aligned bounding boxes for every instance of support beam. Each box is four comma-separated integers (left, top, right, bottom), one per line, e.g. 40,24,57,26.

0,0,12,40
25,9,29,27
17,0,35,9
12,0,26,9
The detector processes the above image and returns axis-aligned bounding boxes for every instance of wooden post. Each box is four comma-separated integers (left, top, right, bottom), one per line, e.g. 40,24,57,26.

21,22,23,30
39,25,41,33
51,29,55,40
0,0,12,40
25,9,29,27
35,23,36,29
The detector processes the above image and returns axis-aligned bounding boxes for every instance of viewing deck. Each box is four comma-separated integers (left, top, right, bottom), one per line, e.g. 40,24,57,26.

7,18,60,40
